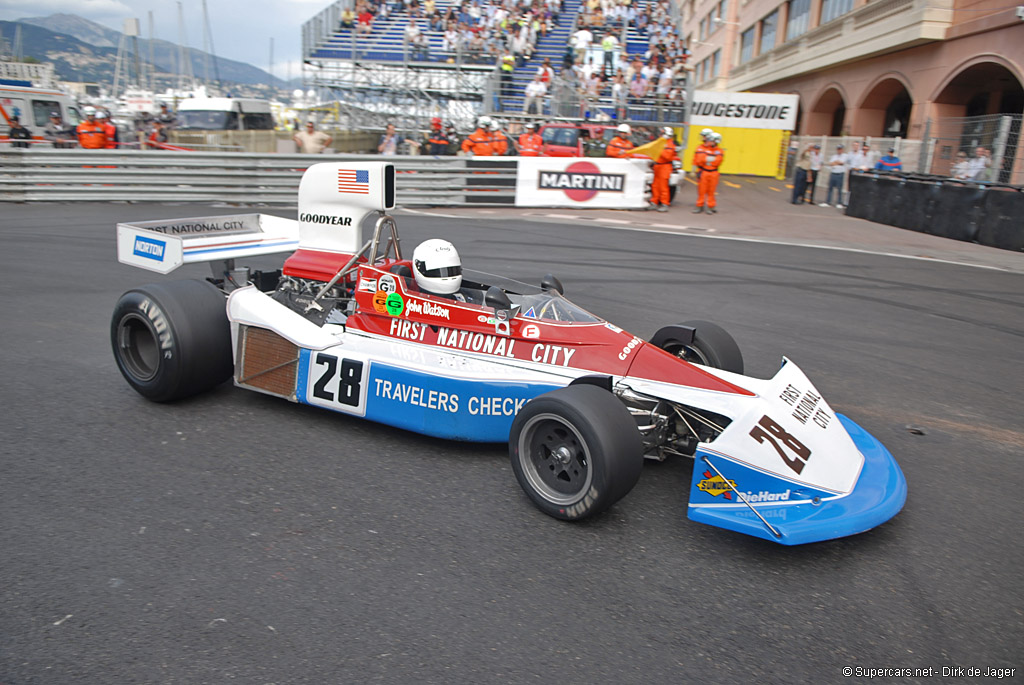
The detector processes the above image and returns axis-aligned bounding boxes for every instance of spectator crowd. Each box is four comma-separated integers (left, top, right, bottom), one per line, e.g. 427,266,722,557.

341,0,567,64
333,0,691,119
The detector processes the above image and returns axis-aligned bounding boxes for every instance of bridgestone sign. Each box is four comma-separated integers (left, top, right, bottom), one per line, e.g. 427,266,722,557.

691,91,800,130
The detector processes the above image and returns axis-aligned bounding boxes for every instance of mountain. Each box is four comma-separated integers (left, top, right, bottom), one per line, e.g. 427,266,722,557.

18,13,120,48
1,15,293,95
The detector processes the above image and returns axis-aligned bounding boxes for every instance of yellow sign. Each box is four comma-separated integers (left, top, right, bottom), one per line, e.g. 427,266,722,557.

683,127,787,177
697,475,737,498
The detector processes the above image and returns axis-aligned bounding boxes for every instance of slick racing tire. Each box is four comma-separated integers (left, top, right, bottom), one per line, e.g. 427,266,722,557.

652,320,744,374
510,385,643,521
111,279,232,402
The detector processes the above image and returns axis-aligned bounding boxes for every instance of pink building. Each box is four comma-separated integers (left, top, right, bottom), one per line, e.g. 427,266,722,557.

681,0,1022,179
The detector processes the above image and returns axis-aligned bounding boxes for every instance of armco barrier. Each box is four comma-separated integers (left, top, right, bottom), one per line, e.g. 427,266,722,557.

0,149,517,206
847,171,1023,252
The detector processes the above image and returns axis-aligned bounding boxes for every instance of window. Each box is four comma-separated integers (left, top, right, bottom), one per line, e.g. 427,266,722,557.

542,127,579,147
739,28,755,64
699,15,707,40
242,112,276,130
718,0,728,21
178,110,238,130
821,0,853,24
711,49,721,78
32,100,62,127
761,10,778,53
787,0,810,39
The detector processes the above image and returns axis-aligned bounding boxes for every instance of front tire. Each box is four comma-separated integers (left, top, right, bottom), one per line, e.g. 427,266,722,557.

111,279,232,402
509,385,643,520
652,320,743,374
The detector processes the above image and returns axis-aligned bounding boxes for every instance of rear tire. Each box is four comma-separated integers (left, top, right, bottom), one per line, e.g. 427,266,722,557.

111,279,232,402
510,385,643,520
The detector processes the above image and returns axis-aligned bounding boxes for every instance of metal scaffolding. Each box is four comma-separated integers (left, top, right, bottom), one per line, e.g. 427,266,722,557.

303,59,492,133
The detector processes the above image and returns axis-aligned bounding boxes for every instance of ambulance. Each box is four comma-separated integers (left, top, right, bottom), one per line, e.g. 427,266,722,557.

0,83,81,146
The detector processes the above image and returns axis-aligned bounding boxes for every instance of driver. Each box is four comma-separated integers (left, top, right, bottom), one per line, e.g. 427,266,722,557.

412,239,463,298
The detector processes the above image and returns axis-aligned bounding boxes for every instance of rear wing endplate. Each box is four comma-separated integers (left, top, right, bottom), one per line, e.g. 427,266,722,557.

116,213,300,274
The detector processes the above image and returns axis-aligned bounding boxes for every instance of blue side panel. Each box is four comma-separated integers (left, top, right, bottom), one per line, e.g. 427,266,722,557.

688,414,907,545
296,348,311,400
295,350,561,441
364,363,561,441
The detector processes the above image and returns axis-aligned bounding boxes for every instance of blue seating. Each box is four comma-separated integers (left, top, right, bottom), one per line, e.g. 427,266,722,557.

306,0,675,118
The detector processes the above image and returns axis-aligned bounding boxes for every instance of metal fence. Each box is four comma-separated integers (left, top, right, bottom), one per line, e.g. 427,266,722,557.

920,114,1022,185
0,148,517,205
787,129,1022,203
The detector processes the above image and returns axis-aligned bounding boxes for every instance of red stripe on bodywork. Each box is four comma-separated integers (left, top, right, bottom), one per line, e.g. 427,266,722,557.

625,343,755,396
283,248,360,281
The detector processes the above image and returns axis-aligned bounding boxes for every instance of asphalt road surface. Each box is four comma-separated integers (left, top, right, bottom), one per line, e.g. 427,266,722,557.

2,203,1022,684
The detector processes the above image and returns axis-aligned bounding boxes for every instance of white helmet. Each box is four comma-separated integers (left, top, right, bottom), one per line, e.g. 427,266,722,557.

83,106,97,116
711,132,722,144
477,116,492,130
661,126,673,138
616,123,631,135
701,127,713,139
413,239,462,295
489,120,501,132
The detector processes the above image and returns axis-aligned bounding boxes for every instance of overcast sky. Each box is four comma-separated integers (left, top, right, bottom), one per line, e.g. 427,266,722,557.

0,0,329,78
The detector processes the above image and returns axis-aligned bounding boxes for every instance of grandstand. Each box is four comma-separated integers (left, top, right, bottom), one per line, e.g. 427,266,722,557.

301,0,690,134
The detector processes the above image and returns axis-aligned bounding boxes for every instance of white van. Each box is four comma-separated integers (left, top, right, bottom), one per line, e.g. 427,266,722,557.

175,98,276,131
1,84,81,144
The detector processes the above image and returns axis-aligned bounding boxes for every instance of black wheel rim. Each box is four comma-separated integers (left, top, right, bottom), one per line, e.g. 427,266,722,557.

518,413,592,505
664,341,711,366
117,313,160,382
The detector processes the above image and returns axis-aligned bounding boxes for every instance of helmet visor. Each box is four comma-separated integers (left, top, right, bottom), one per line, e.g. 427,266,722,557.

416,262,462,278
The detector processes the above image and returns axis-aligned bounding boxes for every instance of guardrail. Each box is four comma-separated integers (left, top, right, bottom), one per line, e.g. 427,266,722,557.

0,149,518,206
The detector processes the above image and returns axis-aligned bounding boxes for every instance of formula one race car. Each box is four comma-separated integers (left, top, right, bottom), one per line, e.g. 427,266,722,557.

112,162,906,545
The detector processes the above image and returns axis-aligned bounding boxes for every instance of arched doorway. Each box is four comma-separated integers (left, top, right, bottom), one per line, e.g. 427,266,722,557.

884,92,912,138
807,87,847,136
932,60,1024,183
933,60,1024,117
857,76,913,138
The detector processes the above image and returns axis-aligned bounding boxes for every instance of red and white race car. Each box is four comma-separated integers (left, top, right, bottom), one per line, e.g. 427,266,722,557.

111,162,906,544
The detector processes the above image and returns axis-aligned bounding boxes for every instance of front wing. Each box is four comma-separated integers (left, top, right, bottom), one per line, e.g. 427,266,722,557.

683,360,907,545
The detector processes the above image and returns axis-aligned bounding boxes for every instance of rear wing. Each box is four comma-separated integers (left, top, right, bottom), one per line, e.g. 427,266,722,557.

116,213,299,274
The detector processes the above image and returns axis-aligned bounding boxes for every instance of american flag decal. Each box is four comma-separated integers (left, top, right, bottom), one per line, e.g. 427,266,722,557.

337,169,370,194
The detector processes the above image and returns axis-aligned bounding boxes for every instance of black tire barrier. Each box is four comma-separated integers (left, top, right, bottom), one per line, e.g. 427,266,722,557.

977,187,1024,252
848,172,1023,252
846,173,875,220
925,184,983,243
